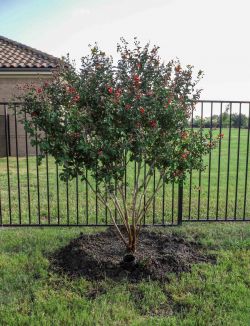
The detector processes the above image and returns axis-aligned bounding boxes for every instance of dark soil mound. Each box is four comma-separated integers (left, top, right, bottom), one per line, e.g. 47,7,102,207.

52,227,215,282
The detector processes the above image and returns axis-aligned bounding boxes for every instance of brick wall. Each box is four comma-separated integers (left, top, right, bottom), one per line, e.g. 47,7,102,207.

0,115,7,157
0,74,52,157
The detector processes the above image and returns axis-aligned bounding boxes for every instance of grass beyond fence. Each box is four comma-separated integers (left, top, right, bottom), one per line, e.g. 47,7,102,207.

0,128,249,225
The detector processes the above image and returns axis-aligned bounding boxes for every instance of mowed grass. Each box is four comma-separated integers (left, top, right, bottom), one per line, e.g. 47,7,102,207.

0,223,250,325
0,128,249,225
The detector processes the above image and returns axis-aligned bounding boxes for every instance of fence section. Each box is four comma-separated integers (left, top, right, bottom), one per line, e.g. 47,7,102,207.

182,101,250,222
0,101,250,227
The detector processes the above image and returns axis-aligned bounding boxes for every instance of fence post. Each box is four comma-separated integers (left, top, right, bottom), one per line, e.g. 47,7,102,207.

0,186,2,226
178,180,183,225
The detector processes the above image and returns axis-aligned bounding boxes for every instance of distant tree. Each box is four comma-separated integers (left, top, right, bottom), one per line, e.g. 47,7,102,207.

222,110,230,128
221,105,248,128
192,105,249,129
192,115,202,128
231,113,248,128
191,115,219,128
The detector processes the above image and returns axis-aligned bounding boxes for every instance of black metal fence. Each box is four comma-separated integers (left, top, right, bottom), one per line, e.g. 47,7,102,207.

0,100,250,227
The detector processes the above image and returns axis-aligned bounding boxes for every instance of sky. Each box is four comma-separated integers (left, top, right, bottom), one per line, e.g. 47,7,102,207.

1,0,250,103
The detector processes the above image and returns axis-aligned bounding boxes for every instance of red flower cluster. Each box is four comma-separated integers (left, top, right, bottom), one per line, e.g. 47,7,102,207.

149,120,157,128
66,86,77,94
140,107,145,114
36,88,42,94
181,150,190,159
72,94,80,102
218,133,224,139
115,88,122,98
107,87,113,94
65,85,80,103
133,74,140,86
125,104,131,110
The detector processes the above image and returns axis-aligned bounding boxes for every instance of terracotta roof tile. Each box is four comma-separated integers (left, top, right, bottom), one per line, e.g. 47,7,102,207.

0,35,59,70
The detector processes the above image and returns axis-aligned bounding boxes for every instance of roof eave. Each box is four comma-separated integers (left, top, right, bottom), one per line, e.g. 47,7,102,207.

0,68,54,72
0,35,60,62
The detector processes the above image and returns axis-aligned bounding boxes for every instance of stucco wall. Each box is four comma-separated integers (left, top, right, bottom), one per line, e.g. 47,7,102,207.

0,74,52,157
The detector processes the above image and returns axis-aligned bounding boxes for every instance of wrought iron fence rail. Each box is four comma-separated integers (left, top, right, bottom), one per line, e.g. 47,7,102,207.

0,100,249,226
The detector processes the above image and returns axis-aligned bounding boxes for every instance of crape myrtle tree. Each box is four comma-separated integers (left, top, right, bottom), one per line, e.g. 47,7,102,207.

19,38,221,256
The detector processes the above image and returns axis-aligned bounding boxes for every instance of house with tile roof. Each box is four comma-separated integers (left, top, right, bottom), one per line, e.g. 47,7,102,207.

0,35,59,157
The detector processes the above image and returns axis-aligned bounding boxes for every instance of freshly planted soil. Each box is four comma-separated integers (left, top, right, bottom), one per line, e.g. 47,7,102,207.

52,227,215,282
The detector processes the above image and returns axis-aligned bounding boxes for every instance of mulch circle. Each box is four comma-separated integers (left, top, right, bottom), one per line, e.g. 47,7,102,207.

51,227,216,282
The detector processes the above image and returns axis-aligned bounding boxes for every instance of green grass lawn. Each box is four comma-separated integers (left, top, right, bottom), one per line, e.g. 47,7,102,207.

0,128,249,225
0,223,250,325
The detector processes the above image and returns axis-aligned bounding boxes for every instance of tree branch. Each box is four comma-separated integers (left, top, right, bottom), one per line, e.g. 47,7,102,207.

136,174,164,225
83,176,128,246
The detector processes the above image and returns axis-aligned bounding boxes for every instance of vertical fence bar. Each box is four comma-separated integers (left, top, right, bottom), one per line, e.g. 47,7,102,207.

114,179,117,223
24,110,31,224
143,163,146,225
162,179,165,225
206,102,213,220
124,151,127,201
0,186,2,225
188,109,194,219
225,103,232,219
0,175,2,224
216,102,223,219
153,168,156,224
134,161,137,224
95,164,98,225
134,161,137,189
7,115,11,155
197,102,203,220
56,163,60,224
14,105,22,224
171,183,175,224
4,104,12,224
178,181,183,225
7,115,10,155
76,175,79,225
105,182,108,225
45,152,50,224
234,103,241,219
35,133,41,224
85,170,89,225
66,180,69,225
96,181,99,225
243,104,250,220
122,150,127,225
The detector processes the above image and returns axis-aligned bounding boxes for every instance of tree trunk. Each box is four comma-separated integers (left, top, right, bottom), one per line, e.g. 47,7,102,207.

127,225,137,254
120,225,137,269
